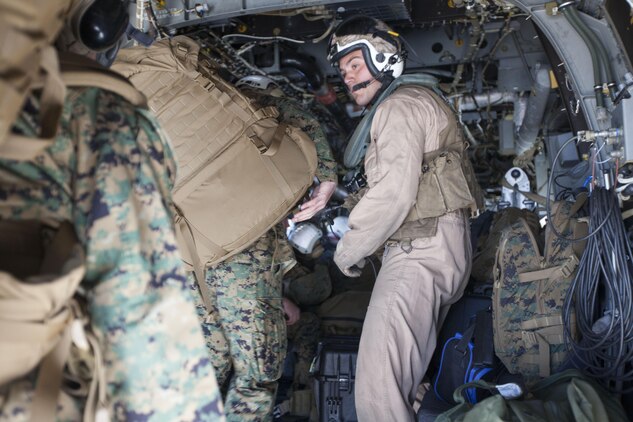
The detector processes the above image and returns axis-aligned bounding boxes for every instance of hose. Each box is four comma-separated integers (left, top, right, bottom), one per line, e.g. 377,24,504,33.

566,6,618,101
558,2,619,106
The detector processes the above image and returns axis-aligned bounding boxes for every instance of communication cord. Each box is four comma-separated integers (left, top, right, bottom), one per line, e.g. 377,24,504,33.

562,187,633,392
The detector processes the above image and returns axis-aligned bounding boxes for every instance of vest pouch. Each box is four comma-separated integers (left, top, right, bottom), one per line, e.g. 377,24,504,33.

414,150,475,220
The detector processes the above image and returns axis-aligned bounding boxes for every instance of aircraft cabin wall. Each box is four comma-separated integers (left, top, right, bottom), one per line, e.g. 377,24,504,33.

130,0,632,200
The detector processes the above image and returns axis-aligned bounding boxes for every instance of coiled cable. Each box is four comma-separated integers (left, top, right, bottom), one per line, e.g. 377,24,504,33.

563,187,633,392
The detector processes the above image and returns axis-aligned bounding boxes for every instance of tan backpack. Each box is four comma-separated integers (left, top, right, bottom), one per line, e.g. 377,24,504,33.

0,221,91,420
112,36,318,295
0,0,71,159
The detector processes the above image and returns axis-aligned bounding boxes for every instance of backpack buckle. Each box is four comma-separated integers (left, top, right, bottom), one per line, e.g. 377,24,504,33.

248,134,268,154
560,255,579,278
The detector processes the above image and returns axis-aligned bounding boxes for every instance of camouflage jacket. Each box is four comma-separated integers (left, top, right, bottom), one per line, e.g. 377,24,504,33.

0,87,223,421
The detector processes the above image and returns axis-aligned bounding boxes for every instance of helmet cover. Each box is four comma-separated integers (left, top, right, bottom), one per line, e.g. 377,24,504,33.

328,16,405,79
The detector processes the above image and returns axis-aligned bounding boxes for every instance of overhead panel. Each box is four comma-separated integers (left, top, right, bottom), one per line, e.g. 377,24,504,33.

141,0,411,32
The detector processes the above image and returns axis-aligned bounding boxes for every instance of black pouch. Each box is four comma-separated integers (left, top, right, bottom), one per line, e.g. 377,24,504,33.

433,311,499,404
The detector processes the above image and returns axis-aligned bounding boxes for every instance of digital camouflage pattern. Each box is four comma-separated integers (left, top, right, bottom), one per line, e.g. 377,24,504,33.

492,200,584,386
190,225,289,422
470,207,541,284
0,87,224,421
286,312,321,389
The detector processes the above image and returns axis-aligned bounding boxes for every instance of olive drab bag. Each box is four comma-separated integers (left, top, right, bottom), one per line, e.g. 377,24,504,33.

492,195,588,385
316,290,372,336
112,36,318,301
435,369,629,422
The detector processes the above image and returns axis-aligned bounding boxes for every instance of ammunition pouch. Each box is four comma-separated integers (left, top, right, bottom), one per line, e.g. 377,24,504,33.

404,143,483,223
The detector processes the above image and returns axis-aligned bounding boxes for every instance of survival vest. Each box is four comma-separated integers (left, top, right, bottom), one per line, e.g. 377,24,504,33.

492,194,588,385
343,75,484,234
112,36,318,301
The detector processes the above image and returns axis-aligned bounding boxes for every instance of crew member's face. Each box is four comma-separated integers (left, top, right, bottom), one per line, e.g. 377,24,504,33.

338,49,382,107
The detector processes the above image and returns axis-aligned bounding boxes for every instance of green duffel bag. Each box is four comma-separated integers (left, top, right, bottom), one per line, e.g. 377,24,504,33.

436,369,628,422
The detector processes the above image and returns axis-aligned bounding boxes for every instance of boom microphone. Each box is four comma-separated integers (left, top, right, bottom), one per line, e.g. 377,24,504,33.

350,68,389,92
351,79,374,92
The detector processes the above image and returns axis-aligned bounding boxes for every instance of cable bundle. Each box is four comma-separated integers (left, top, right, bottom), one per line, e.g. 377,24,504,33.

563,187,633,392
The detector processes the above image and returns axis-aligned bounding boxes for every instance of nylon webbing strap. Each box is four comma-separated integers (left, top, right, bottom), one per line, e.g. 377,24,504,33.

518,267,560,283
501,178,548,206
174,211,217,313
82,321,108,422
260,155,293,199
262,124,287,157
520,315,564,331
521,325,566,378
38,47,66,139
248,124,288,156
61,71,147,108
518,255,579,283
253,106,278,120
31,316,73,422
0,133,53,162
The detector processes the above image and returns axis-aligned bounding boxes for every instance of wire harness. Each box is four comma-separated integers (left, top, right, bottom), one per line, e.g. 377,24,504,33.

562,187,633,393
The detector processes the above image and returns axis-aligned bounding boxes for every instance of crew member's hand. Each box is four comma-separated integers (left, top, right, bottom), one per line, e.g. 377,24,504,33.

336,257,366,278
282,297,301,325
292,181,337,223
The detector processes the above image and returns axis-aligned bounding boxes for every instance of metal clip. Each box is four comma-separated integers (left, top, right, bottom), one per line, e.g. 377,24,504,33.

248,134,268,154
400,238,413,254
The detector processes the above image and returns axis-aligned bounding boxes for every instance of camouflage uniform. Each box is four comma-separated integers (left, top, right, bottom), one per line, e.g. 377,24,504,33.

190,94,337,421
286,312,320,389
0,86,224,421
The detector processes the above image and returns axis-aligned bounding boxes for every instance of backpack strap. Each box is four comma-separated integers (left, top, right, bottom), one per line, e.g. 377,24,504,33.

58,52,148,109
172,207,219,314
30,314,73,422
0,52,148,162
501,178,548,206
0,46,66,161
517,254,579,283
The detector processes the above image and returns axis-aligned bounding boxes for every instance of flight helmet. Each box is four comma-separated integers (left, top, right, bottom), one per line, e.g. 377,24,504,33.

327,16,405,82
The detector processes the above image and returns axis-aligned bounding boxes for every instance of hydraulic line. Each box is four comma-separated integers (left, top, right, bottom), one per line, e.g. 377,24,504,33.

558,1,606,108
566,6,618,101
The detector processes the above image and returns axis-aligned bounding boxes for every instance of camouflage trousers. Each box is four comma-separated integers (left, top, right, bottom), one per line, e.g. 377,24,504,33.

190,227,294,422
286,312,320,390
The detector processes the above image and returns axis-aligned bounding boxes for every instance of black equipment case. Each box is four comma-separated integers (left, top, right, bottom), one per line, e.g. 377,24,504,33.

311,336,359,422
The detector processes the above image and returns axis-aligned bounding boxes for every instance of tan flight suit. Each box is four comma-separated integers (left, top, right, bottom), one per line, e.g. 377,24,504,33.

333,85,477,421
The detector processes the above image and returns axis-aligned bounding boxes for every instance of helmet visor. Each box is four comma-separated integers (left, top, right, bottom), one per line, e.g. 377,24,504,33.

77,0,129,51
